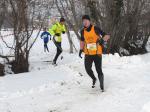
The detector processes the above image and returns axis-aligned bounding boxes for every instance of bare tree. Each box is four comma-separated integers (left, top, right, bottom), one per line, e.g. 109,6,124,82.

0,0,7,76
55,0,79,53
0,0,6,29
81,0,150,56
0,0,54,74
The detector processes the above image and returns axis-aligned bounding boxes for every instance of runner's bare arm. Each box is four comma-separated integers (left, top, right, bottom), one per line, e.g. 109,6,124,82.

80,41,84,50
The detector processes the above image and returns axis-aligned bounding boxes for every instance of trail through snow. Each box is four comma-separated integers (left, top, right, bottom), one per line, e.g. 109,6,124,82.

0,32,150,112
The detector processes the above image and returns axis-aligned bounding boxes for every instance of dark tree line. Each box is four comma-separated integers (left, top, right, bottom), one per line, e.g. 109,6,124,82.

55,0,150,56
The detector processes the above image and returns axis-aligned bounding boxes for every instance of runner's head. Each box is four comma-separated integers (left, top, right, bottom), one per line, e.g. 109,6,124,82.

60,17,65,25
43,27,47,31
82,15,91,28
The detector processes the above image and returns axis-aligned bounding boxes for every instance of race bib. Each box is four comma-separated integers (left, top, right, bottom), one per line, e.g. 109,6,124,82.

87,43,97,50
55,36,62,42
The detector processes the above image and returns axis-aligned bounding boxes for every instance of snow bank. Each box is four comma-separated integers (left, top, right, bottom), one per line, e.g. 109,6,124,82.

142,102,150,112
0,31,150,112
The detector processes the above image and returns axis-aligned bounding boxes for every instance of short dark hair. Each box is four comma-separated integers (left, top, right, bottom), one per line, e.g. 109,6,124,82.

43,27,47,31
82,15,90,21
60,17,65,22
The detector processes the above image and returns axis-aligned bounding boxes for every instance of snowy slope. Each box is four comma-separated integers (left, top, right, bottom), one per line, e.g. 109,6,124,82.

0,31,150,112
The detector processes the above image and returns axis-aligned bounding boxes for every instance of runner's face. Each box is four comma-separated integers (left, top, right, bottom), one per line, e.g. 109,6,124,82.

83,19,90,28
60,21,65,25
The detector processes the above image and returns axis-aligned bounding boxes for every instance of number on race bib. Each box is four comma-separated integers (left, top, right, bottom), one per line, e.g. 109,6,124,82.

87,43,97,50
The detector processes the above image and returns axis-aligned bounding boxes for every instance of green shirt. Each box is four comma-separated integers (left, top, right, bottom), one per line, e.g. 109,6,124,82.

49,22,66,42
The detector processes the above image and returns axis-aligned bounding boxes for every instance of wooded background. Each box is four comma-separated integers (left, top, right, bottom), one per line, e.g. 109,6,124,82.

0,0,150,75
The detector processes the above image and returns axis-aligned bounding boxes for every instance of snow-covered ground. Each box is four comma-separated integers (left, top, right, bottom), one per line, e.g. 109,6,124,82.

0,31,150,112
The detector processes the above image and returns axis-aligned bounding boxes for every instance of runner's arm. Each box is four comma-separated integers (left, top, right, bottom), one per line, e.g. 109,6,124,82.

49,24,57,36
80,29,85,50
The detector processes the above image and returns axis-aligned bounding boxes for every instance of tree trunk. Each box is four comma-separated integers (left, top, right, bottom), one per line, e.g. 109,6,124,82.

0,63,4,76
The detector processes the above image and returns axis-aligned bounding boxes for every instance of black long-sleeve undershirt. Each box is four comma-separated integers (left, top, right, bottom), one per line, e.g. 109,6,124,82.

80,24,106,41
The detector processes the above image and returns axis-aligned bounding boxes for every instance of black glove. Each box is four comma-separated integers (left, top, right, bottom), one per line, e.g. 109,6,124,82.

62,31,65,34
98,38,104,45
55,33,60,36
79,50,83,58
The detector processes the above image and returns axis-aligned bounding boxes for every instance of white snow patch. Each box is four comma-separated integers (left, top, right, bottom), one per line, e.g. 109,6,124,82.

0,31,150,112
